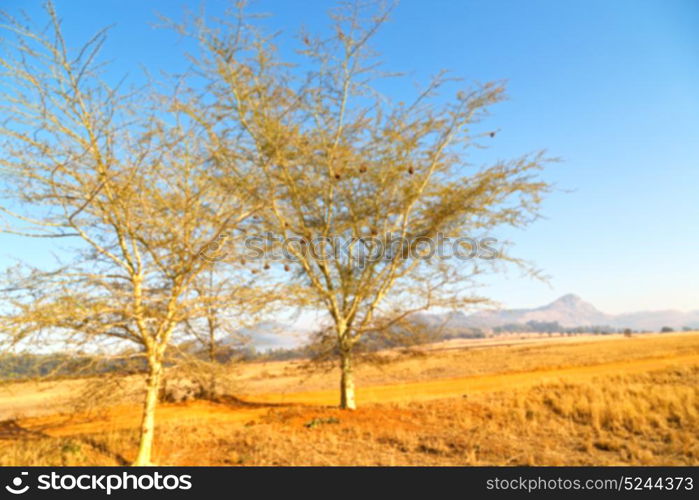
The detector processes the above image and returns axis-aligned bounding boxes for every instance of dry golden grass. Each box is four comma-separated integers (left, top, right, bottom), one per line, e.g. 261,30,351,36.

3,332,698,419
1,332,698,465
235,332,699,395
2,366,696,466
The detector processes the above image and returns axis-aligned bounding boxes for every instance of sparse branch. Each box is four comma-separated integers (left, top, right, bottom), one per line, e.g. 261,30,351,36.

0,2,272,465
187,0,552,410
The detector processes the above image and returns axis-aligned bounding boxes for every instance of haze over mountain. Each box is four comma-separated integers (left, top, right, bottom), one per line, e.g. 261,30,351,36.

237,294,699,350
230,321,306,351
417,294,699,332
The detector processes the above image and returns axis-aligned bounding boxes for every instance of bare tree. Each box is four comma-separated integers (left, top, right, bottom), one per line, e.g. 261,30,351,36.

184,1,552,409
173,265,272,399
0,4,264,464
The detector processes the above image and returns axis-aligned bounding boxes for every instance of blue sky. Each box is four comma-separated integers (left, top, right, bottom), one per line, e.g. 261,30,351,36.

2,0,698,314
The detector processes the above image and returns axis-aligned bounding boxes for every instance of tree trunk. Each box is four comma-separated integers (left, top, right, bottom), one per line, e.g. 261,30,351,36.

133,354,162,466
208,328,217,398
339,350,356,410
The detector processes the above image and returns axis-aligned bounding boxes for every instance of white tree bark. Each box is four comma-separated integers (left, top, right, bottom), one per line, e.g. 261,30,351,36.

339,350,356,410
133,354,163,466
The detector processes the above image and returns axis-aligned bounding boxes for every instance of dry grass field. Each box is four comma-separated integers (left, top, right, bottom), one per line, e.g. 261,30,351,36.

1,332,698,466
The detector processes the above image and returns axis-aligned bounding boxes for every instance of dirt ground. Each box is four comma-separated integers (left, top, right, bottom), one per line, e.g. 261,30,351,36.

1,331,697,465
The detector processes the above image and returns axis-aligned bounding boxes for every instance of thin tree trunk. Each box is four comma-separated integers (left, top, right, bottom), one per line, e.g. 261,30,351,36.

339,350,356,410
208,323,216,397
134,354,162,466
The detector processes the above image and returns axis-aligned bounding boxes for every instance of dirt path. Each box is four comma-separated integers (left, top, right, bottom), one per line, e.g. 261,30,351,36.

15,352,699,438
247,353,699,406
18,401,265,438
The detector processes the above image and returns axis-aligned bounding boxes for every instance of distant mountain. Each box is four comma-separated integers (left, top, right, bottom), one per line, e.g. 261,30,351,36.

417,294,699,331
229,295,699,347
231,321,306,351
467,294,608,328
611,310,699,331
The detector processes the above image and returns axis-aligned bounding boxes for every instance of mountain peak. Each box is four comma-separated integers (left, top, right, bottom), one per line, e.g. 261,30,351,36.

419,294,699,331
551,294,584,306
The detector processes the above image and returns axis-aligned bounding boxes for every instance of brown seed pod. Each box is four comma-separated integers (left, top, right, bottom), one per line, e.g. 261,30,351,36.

359,166,367,174
334,173,341,180
264,263,270,270
240,258,246,266
284,264,290,272
251,269,258,274
408,167,414,175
